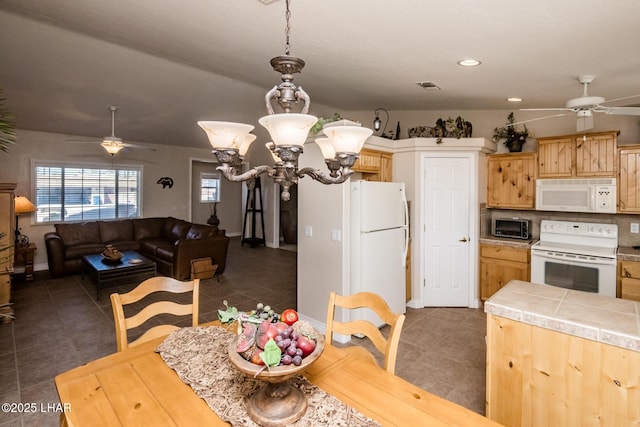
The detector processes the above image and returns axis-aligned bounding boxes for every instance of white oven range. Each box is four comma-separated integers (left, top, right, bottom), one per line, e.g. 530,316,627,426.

530,220,618,297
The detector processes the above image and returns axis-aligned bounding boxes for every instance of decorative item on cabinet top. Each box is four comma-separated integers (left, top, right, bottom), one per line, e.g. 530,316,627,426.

492,112,533,153
408,116,472,141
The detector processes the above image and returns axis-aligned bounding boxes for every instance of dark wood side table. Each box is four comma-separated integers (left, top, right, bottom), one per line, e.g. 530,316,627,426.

13,243,36,282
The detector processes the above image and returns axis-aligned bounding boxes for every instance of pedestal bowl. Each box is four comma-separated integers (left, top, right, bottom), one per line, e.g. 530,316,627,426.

228,331,324,427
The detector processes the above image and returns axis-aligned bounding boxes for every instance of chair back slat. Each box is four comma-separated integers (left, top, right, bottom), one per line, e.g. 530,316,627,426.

326,291,405,374
110,277,200,352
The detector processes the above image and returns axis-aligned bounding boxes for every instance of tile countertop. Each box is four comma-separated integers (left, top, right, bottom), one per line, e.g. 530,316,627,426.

617,246,640,262
479,236,537,249
485,280,640,352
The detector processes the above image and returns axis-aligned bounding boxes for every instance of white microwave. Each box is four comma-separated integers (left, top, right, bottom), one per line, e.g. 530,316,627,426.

535,178,616,213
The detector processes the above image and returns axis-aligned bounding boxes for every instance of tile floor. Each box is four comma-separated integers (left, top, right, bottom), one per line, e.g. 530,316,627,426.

0,237,486,426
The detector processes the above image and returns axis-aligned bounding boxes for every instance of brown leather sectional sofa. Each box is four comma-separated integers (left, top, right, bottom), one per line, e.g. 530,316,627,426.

44,217,230,280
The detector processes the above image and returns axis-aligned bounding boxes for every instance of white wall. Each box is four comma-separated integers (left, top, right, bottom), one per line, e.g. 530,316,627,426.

0,129,244,271
296,142,350,328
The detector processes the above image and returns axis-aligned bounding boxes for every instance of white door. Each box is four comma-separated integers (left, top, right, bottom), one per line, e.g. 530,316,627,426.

423,156,471,306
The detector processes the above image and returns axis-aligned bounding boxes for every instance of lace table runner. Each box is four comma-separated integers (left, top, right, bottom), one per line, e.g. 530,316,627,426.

156,326,380,427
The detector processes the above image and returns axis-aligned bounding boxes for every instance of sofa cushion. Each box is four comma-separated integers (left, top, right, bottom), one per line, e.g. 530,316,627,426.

186,224,219,239
139,238,167,257
133,218,166,240
163,217,190,241
155,241,175,263
99,220,133,243
65,243,107,260
55,222,100,247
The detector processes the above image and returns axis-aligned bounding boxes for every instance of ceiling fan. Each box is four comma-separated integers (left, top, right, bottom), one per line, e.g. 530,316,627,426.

519,75,640,132
68,106,156,156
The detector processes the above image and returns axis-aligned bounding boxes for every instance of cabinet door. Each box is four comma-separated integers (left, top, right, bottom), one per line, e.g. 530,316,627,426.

480,257,529,300
618,146,640,213
575,133,616,177
487,153,536,209
380,153,393,182
352,148,381,173
537,137,573,177
480,245,530,300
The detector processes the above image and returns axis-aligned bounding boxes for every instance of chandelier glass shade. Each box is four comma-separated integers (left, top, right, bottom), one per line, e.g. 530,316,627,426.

197,0,371,201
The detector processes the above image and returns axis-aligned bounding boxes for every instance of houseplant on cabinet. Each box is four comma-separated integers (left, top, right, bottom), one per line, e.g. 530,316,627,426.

492,112,532,152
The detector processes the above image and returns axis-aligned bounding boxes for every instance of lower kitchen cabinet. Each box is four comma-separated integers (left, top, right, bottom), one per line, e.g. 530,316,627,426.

480,244,530,301
618,260,640,301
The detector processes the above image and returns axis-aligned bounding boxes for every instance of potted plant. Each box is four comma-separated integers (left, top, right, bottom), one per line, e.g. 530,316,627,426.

0,89,16,153
492,112,532,152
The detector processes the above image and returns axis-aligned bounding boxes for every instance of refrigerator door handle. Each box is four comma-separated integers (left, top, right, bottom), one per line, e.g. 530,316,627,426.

401,226,409,267
401,195,409,267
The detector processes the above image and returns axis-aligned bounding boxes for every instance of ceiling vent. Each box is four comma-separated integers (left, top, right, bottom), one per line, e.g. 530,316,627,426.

416,81,441,90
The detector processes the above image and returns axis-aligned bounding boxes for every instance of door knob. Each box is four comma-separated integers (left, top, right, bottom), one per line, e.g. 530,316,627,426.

459,237,468,242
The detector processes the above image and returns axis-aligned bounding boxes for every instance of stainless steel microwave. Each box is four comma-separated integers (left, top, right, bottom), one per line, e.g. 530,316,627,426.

492,218,531,240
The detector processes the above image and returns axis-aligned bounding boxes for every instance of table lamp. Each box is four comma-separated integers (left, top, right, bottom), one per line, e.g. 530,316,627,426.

14,196,37,246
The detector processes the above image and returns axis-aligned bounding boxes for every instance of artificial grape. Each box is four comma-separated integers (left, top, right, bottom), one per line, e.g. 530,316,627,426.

268,310,274,317
282,338,292,348
260,312,268,319
275,335,283,342
256,302,264,310
281,354,292,365
287,346,297,356
295,348,303,357
277,341,286,350
264,305,271,312
281,329,290,339
292,355,302,366
291,331,299,341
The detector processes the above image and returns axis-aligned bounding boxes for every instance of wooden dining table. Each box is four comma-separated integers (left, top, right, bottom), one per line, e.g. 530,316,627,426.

55,322,501,426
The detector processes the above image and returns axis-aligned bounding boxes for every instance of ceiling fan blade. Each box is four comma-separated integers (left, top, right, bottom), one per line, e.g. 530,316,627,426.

520,108,573,112
601,94,640,105
509,113,571,127
123,143,157,151
604,107,640,116
577,114,594,132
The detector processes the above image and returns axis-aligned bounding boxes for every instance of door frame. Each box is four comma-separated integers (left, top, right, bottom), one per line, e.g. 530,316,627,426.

418,151,480,308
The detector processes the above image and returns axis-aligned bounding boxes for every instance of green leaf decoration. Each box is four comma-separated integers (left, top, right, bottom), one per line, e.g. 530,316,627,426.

217,300,239,323
259,338,282,367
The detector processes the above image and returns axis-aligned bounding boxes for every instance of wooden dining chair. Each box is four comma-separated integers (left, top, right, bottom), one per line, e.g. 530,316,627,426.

325,291,406,374
110,276,200,351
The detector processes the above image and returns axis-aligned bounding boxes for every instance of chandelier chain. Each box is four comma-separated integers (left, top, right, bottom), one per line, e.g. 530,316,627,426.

284,0,291,55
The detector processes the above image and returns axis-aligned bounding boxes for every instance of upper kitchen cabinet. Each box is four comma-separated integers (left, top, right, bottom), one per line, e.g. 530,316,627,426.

537,131,617,178
352,148,393,182
487,153,537,209
618,144,640,213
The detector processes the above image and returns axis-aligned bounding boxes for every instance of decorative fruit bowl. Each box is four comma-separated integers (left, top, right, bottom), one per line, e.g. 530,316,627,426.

101,245,123,263
228,327,324,426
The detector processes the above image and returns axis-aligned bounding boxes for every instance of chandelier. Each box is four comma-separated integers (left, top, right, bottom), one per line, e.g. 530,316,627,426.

197,0,372,201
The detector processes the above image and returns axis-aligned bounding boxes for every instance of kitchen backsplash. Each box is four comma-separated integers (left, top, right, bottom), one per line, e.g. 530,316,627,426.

482,204,640,247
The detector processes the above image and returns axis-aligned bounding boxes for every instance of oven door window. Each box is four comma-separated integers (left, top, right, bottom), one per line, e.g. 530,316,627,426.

543,261,598,293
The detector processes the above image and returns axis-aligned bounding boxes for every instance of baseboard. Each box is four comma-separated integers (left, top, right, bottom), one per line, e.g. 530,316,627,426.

406,298,422,309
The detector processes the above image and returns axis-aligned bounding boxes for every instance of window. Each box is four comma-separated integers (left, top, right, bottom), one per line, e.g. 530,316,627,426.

33,161,142,223
200,172,221,203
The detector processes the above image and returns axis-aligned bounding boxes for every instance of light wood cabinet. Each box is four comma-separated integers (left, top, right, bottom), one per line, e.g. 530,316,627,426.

486,153,536,209
487,314,640,427
618,145,640,213
352,148,393,182
479,244,530,300
0,183,16,323
537,131,617,178
618,260,640,301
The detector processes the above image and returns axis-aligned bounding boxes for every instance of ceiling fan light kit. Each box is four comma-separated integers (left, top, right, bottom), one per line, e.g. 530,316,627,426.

197,0,371,201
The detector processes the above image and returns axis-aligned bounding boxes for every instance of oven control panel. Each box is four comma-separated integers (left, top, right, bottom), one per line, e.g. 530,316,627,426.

540,220,617,237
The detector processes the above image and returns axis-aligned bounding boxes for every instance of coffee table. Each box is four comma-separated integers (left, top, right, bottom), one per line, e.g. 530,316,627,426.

82,251,156,299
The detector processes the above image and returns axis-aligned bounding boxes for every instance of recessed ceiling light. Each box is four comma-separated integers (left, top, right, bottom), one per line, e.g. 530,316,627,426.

507,97,523,102
457,59,481,67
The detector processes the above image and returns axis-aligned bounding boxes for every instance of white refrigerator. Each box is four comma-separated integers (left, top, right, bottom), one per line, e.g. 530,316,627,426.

350,180,408,327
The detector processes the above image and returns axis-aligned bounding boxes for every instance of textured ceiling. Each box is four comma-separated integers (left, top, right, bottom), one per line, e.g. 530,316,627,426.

1,0,639,147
